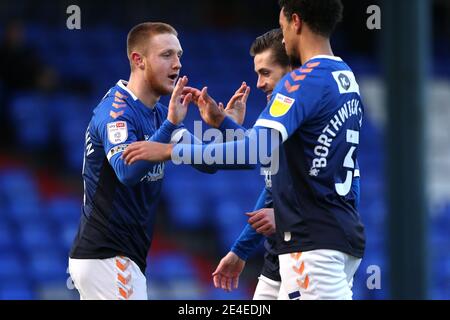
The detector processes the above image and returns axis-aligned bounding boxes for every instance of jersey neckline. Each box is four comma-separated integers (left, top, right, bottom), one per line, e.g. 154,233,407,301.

308,55,343,62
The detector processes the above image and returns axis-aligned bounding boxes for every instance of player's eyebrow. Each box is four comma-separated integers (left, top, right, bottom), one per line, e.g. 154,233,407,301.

161,48,183,56
256,67,270,74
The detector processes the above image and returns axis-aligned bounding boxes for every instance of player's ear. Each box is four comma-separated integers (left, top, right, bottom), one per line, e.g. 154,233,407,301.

131,52,145,70
292,13,302,34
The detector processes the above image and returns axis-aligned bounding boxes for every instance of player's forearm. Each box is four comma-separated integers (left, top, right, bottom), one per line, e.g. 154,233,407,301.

171,127,280,170
149,119,179,143
231,223,265,261
218,116,246,138
110,154,160,186
230,188,271,260
352,176,360,209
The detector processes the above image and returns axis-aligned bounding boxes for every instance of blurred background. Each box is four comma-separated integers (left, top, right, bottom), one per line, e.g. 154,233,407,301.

0,0,448,300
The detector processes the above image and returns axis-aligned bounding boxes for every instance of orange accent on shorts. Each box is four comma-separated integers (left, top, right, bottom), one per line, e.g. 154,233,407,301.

292,262,305,275
297,275,309,290
118,287,133,299
306,62,321,68
118,273,131,285
110,110,124,119
290,252,302,261
116,258,130,272
284,80,300,93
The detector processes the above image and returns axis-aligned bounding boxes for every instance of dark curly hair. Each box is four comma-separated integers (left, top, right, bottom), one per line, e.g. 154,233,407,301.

279,0,343,37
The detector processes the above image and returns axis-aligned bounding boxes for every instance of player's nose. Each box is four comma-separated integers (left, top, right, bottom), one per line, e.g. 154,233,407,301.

173,57,182,70
257,77,266,90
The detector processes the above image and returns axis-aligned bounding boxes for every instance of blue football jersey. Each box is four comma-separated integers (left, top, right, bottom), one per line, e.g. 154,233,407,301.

70,80,182,273
254,56,366,258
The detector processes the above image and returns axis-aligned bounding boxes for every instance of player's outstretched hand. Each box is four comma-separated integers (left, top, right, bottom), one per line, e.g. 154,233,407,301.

223,82,250,125
212,252,246,292
122,141,173,165
167,76,192,125
183,86,225,128
246,208,276,236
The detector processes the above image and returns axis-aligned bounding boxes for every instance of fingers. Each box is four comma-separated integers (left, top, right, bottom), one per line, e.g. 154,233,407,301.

256,224,275,236
233,276,239,289
245,211,257,217
227,93,245,107
232,82,250,103
200,86,209,102
122,141,150,165
183,86,202,99
123,150,143,165
242,86,251,103
250,218,268,230
234,82,247,95
122,142,143,160
213,274,220,288
171,76,188,99
247,211,264,224
220,275,228,292
226,277,232,292
218,102,225,112
212,262,222,277
182,93,192,108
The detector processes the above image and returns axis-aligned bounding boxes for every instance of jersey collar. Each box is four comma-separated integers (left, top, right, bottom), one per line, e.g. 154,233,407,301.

308,55,343,62
116,80,138,101
116,80,160,112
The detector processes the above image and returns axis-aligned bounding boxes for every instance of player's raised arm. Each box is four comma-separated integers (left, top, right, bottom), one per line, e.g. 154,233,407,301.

122,140,172,164
183,83,249,128
223,82,251,125
166,76,192,126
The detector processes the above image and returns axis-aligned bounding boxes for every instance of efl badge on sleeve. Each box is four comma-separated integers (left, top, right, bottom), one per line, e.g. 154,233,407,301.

269,93,295,117
107,121,128,145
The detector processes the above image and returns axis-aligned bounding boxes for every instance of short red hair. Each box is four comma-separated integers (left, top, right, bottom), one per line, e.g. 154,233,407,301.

126,22,178,66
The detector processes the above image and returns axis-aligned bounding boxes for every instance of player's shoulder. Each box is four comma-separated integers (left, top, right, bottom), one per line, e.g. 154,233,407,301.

276,58,332,100
93,82,137,125
312,57,361,96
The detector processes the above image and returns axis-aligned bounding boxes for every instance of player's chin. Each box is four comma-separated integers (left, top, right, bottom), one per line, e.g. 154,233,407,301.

160,83,176,96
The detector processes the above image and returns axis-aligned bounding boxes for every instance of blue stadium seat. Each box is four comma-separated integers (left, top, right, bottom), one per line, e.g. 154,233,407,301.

148,252,198,282
18,221,57,251
0,280,35,300
167,196,206,229
59,222,78,252
0,253,26,281
214,201,249,251
46,196,81,225
207,286,249,300
0,220,15,251
8,201,44,224
28,251,68,283
9,93,51,149
0,169,39,200
48,95,91,171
